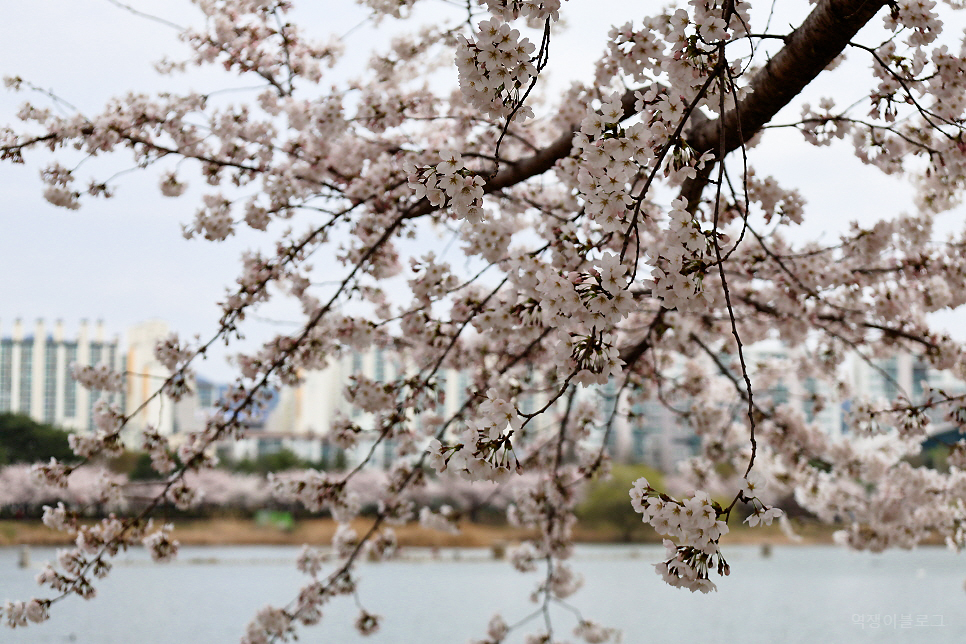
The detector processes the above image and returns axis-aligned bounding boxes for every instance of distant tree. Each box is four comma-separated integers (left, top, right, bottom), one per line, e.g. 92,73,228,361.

129,452,166,481
576,465,664,542
231,448,305,474
0,414,74,466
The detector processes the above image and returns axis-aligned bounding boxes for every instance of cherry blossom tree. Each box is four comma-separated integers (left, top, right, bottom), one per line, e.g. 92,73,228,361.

4,0,966,640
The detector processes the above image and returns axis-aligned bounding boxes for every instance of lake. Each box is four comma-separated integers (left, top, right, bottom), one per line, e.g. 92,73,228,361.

1,544,964,643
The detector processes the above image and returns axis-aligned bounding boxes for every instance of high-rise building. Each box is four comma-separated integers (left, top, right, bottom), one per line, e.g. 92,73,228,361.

123,320,237,442
0,318,224,444
747,341,845,437
252,343,508,468
124,319,175,439
847,351,966,434
264,346,430,468
0,319,123,432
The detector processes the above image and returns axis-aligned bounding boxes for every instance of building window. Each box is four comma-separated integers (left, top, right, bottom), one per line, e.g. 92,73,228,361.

198,381,214,409
87,343,104,431
19,340,33,412
44,340,57,423
803,378,817,421
912,361,928,403
382,439,395,470
374,349,385,382
598,379,618,426
89,343,103,368
771,382,789,406
631,428,648,462
115,346,125,419
64,343,77,418
457,372,469,405
880,358,899,402
0,340,11,412
259,438,282,455
435,371,447,407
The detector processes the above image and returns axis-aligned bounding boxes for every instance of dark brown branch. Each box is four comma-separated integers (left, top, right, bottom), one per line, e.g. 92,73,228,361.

407,0,890,222
619,307,667,366
404,91,638,220
688,0,888,155
680,0,888,206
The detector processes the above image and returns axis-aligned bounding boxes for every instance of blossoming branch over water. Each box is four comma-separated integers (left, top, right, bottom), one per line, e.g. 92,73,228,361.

4,0,966,641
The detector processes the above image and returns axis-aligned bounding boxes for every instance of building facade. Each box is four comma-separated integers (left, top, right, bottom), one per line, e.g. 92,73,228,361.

124,319,176,440
0,318,228,444
7,316,959,470
0,319,124,432
262,346,468,468
847,351,966,435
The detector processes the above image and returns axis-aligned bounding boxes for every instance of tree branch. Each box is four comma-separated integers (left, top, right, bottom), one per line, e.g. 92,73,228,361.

680,0,888,205
691,0,888,154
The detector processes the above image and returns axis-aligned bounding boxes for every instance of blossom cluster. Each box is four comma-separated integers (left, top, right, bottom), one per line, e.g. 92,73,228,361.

405,151,485,221
456,18,538,120
70,363,124,393
629,477,732,593
559,85,722,312
652,196,719,311
143,523,180,563
480,0,564,23
2,600,48,628
427,387,522,483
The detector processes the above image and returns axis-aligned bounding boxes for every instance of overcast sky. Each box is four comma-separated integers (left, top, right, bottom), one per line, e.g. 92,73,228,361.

2,0,963,381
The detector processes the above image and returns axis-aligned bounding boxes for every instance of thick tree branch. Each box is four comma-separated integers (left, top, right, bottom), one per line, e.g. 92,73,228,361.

618,307,668,366
680,0,888,208
445,0,888,217
692,0,888,154
404,92,638,220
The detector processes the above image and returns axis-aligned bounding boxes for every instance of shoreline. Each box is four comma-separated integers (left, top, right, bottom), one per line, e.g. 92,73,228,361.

1,517,839,548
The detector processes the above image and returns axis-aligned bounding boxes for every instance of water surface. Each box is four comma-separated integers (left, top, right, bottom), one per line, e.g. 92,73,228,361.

1,544,963,643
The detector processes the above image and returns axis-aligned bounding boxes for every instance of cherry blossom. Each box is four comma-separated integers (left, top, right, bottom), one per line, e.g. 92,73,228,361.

3,0,966,640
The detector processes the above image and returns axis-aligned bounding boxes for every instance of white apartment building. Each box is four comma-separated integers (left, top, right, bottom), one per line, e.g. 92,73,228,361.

601,384,698,472
603,340,846,470
10,313,952,471
0,319,123,432
259,346,473,467
748,340,845,436
124,319,176,440
847,351,966,435
124,319,230,441
260,340,852,472
0,318,223,444
233,340,966,469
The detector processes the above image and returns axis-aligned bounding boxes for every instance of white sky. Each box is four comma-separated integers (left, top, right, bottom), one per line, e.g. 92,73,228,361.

1,0,963,381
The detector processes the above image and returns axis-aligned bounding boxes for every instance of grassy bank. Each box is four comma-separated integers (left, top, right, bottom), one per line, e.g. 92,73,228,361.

0,517,837,548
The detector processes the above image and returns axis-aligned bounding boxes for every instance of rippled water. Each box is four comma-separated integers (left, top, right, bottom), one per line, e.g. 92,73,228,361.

1,543,964,643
